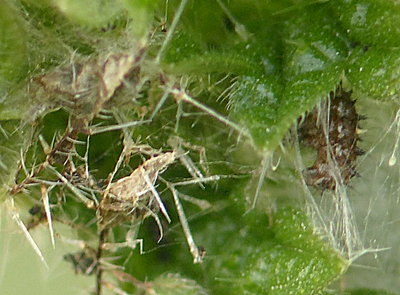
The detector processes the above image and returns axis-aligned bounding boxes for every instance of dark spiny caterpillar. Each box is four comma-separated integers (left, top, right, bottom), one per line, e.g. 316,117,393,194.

298,86,364,190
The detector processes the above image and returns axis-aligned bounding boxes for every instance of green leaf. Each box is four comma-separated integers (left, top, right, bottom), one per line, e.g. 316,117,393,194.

163,4,354,151
0,0,28,94
228,75,283,149
279,4,347,143
178,0,229,47
163,39,266,76
51,0,126,28
123,0,163,38
332,0,400,47
230,4,346,150
197,205,347,295
240,208,348,295
346,47,400,100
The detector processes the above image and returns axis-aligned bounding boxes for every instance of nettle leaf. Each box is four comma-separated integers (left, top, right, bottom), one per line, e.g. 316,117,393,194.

0,0,28,95
165,1,400,152
230,4,346,150
163,3,350,151
239,208,347,295
347,46,400,100
177,0,231,47
164,37,266,76
124,0,163,38
332,0,400,47
50,0,126,28
228,75,283,149
196,205,346,295
162,32,204,64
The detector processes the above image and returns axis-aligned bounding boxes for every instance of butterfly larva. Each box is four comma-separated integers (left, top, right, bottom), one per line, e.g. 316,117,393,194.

298,86,364,190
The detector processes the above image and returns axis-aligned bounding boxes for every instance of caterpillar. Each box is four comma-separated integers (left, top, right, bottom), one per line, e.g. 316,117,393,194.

298,86,364,190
